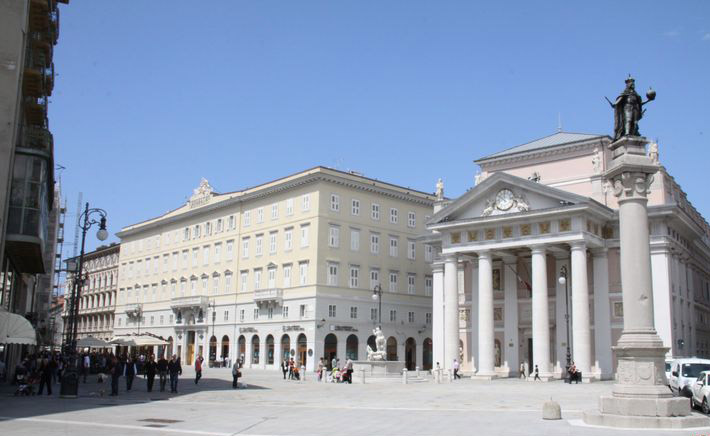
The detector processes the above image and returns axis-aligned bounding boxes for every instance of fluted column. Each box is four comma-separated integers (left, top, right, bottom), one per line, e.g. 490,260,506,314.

477,250,495,377
570,241,592,379
531,245,551,379
444,256,459,370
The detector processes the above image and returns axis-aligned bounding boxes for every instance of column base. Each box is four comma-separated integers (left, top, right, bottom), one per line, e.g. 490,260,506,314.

583,408,710,429
472,370,497,380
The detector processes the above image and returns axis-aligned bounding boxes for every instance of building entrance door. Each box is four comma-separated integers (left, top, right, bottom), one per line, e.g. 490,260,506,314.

187,331,195,365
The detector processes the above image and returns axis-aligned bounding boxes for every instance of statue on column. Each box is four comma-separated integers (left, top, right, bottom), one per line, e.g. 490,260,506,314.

606,75,656,140
435,178,444,201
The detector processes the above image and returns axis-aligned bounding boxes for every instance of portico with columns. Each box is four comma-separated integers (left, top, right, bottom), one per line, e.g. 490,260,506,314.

425,172,616,381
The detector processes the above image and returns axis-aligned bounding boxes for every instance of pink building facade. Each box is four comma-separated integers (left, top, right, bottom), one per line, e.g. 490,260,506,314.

424,132,710,381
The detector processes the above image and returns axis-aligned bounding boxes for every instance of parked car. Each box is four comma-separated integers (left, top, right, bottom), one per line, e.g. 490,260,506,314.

691,370,710,414
669,358,710,397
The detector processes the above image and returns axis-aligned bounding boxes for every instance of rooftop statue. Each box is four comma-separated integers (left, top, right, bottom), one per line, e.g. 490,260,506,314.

606,75,656,141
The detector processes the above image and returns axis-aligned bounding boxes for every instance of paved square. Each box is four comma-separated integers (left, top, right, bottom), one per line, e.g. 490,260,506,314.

1,368,709,436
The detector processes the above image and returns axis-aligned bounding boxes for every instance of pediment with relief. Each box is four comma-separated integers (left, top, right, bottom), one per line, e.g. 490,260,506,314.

431,172,590,224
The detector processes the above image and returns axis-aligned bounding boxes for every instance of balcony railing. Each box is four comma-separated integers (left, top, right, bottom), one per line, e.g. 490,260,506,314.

125,303,142,318
254,288,283,307
22,126,53,153
170,295,209,310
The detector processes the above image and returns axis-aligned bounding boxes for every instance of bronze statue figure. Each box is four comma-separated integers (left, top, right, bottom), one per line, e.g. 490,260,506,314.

605,75,656,140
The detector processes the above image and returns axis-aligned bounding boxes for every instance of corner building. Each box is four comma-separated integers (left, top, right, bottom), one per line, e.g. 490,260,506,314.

114,167,436,372
425,132,710,381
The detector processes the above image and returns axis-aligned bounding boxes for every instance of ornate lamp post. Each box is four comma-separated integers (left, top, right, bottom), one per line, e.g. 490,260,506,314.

371,284,382,328
558,266,571,383
60,202,108,398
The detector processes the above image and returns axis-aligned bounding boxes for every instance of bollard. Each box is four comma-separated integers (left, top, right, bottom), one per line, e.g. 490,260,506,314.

301,365,306,382
361,369,366,384
435,368,441,384
402,368,408,385
448,369,453,382
415,366,420,379
542,399,562,420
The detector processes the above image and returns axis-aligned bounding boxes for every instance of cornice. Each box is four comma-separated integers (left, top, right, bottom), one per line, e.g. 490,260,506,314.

476,137,610,169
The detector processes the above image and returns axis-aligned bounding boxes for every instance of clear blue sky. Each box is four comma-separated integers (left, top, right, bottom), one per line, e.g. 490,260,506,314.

51,1,710,252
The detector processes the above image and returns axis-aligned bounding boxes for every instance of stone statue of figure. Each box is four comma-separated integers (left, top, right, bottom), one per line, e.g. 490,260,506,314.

606,75,655,141
649,142,659,164
435,178,444,201
367,327,387,361
592,147,602,174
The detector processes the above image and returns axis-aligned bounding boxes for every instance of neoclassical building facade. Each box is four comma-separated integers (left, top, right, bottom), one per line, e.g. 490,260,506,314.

64,243,120,343
113,167,436,371
425,132,710,381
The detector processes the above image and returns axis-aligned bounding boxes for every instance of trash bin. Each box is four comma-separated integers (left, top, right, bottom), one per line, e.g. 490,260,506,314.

60,367,79,398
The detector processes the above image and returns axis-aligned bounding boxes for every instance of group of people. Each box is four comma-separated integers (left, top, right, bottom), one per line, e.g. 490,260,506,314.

316,357,353,383
280,358,302,380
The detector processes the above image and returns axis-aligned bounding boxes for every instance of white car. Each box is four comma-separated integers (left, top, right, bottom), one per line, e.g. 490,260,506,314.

665,358,674,385
691,370,710,414
669,358,710,397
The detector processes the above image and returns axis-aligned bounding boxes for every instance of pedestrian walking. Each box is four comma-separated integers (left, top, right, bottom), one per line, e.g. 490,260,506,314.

453,359,461,380
125,357,137,391
519,362,526,379
317,359,324,381
168,355,182,393
145,355,157,392
194,355,203,384
110,356,122,396
82,353,90,383
37,359,52,395
281,360,288,380
232,360,241,389
288,358,294,380
533,364,541,381
345,358,353,384
157,354,168,392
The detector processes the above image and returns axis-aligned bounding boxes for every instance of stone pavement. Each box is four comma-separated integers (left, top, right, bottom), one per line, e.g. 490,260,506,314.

1,367,709,436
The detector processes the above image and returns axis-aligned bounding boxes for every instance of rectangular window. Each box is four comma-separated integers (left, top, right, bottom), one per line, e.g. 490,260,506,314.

407,240,416,260
330,193,340,211
426,312,432,324
350,306,357,319
213,276,220,295
350,229,360,251
286,198,294,215
192,248,199,267
406,213,414,229
389,237,398,257
206,221,212,236
283,306,289,319
283,265,292,288
370,308,378,321
214,243,222,263
163,254,169,273
300,304,306,318
153,257,159,274
370,233,379,254
269,232,277,254
202,277,208,294
217,218,223,233
408,311,415,323
302,194,310,211
329,226,340,248
389,272,398,292
172,253,178,271
370,269,380,290
194,224,201,238
351,199,360,215
171,283,176,298
300,224,310,247
254,308,259,320
284,229,293,250
407,274,416,294
244,211,251,226
143,259,149,275
160,315,164,325
389,310,397,322
256,207,264,224
425,245,433,262
349,266,359,288
371,203,380,220
180,281,186,296
240,309,245,322
150,316,154,326
240,272,248,292
224,310,229,321
268,307,274,319
190,279,196,296
229,215,236,230
225,273,232,293
271,203,278,220
254,269,262,289
184,227,190,241
299,262,308,285
328,305,337,318
390,208,398,224
226,240,234,261
203,246,209,265
425,276,433,296
255,235,263,256
327,263,339,286
242,238,249,258
268,267,276,288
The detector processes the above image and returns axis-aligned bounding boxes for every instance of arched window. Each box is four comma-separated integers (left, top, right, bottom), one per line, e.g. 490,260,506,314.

386,337,397,361
346,334,359,360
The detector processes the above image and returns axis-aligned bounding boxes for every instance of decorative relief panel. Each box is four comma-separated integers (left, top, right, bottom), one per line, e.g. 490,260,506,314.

520,224,531,236
539,222,550,234
467,230,478,242
502,226,513,238
492,269,501,290
485,229,496,240
493,307,503,321
559,218,571,232
450,232,461,244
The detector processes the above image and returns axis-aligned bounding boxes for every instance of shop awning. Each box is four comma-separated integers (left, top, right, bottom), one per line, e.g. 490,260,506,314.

110,334,168,347
0,309,36,345
77,336,111,348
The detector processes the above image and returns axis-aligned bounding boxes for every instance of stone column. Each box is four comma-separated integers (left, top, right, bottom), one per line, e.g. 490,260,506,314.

477,251,496,377
570,241,592,379
432,262,445,368
650,246,673,357
444,256,459,370
585,136,704,428
274,334,283,369
469,262,479,371
592,248,613,379
554,255,570,377
503,257,519,376
531,245,551,379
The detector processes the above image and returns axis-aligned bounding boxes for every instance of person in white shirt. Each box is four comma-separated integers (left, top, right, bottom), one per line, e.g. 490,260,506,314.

453,359,461,380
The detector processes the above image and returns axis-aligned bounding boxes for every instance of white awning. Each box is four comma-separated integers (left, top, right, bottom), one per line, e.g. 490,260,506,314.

77,336,111,348
0,309,36,345
110,334,168,347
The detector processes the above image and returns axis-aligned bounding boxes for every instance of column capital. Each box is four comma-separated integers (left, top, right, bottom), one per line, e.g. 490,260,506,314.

590,247,609,257
529,245,546,255
476,250,492,260
431,262,445,273
569,241,587,251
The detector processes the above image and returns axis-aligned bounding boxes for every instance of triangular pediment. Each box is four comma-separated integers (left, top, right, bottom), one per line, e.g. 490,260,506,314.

429,172,593,224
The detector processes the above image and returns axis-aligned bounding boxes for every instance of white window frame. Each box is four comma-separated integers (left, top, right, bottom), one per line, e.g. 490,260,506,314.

407,274,416,294
351,199,360,215
407,240,416,260
283,265,292,288
269,232,277,254
390,208,398,224
370,233,379,254
271,203,278,220
349,266,359,288
286,198,294,216
389,272,398,293
302,194,310,211
300,224,310,247
408,211,416,228
371,203,380,221
330,193,340,212
350,229,360,251
327,262,339,286
389,237,398,257
284,229,293,251
329,226,340,248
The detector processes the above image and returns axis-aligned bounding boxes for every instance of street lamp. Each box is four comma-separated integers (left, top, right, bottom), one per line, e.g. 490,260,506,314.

558,265,571,383
371,284,382,328
61,202,108,398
